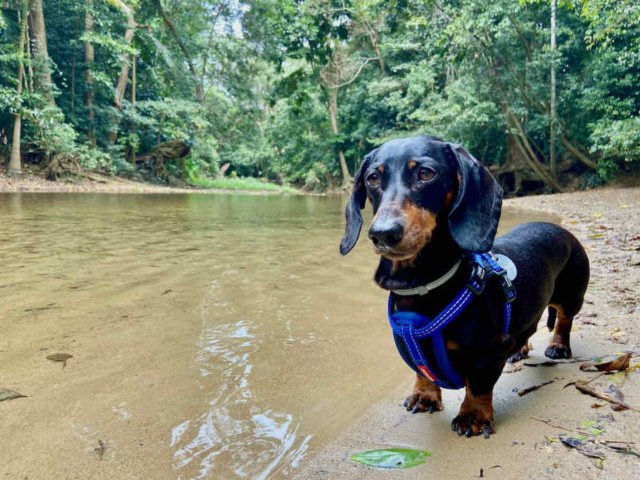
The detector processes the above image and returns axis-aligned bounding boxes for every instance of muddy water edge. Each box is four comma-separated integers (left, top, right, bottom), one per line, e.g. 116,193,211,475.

0,193,557,479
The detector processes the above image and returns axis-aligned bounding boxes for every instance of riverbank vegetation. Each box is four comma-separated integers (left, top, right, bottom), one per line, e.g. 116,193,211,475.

1,1,638,193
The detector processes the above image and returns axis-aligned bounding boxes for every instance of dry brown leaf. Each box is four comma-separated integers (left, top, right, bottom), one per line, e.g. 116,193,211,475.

579,352,632,372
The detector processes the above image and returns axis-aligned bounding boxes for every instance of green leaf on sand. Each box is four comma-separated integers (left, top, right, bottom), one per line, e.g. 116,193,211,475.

350,448,431,469
0,388,27,402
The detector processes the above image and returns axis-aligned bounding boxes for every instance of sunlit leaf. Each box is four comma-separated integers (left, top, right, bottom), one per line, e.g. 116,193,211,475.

350,448,431,469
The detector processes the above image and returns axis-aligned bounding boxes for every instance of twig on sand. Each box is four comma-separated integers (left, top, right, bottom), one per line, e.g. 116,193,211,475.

564,372,605,389
517,378,558,397
529,416,575,433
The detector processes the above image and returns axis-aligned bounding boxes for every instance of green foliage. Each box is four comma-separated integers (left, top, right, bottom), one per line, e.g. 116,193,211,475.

1,0,638,190
187,174,298,193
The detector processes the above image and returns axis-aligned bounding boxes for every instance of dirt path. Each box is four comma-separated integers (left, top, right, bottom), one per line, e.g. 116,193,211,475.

296,187,640,480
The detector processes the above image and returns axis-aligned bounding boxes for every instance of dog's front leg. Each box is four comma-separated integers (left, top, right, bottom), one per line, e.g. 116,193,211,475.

403,374,444,414
451,387,494,438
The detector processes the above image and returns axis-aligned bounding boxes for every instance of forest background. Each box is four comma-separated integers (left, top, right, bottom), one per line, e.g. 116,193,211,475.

1,0,638,194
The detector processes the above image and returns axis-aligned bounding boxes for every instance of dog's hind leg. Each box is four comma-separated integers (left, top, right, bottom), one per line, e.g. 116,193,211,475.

403,374,443,414
545,304,573,359
545,241,589,359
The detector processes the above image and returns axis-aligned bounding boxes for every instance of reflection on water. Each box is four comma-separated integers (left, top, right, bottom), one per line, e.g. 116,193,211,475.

171,315,311,479
0,193,558,480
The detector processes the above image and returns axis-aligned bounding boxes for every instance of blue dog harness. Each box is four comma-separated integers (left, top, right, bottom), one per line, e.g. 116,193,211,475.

388,253,516,389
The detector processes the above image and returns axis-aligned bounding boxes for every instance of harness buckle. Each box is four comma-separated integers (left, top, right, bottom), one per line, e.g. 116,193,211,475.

500,275,517,303
466,264,486,295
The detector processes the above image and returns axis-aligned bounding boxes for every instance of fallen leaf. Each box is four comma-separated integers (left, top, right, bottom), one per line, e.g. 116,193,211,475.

579,353,632,372
0,388,27,402
609,370,627,387
350,448,431,469
46,353,73,368
524,361,559,367
604,385,628,412
560,435,605,459
590,428,605,436
581,420,595,427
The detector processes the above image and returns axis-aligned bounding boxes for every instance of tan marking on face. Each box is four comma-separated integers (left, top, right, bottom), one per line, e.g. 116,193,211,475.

444,190,455,207
396,201,436,260
408,160,417,170
391,257,417,274
377,165,384,174
371,201,436,262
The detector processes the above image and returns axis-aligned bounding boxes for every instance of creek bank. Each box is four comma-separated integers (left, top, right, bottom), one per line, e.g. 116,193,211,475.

0,169,291,195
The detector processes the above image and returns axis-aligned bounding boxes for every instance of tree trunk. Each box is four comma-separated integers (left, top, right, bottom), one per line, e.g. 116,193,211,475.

328,88,351,186
71,14,79,111
84,0,96,146
9,0,29,178
508,111,564,192
152,0,204,102
130,54,136,166
549,0,557,179
28,0,53,103
369,33,386,75
113,12,135,110
109,7,135,145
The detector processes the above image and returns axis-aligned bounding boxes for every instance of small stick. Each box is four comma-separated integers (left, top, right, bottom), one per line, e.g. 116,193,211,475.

529,416,575,433
564,372,605,389
574,382,639,411
518,379,556,397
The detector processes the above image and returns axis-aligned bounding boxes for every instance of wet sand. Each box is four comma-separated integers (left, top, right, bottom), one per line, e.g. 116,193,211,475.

296,187,640,480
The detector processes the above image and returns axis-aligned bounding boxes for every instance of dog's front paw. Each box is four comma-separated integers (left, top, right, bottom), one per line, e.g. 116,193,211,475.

451,412,495,439
403,393,443,414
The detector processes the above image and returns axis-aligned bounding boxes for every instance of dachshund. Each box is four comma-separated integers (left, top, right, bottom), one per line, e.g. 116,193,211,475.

340,135,589,438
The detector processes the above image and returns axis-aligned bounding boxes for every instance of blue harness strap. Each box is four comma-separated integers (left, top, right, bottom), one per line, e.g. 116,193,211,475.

388,253,516,390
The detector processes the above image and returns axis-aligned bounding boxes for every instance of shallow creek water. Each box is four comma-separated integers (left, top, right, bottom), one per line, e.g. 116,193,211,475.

0,193,557,479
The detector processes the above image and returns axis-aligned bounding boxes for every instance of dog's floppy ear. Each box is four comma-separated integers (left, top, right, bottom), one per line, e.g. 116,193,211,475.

340,151,375,255
447,143,502,253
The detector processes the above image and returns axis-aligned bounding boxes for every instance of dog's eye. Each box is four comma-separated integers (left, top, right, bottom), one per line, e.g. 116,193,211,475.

418,167,437,183
366,172,381,187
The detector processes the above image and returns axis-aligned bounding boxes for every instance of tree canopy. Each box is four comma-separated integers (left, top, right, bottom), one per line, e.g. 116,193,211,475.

1,0,638,193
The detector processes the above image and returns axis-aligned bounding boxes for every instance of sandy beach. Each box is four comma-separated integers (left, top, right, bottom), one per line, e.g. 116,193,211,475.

296,186,640,479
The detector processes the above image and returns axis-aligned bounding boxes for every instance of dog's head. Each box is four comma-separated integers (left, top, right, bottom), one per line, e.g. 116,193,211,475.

340,136,502,260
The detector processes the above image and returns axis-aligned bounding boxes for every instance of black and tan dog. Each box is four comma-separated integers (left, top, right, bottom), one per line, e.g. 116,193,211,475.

340,135,589,438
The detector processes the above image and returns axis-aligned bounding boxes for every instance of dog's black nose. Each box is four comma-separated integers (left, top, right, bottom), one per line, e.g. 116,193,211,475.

369,222,404,249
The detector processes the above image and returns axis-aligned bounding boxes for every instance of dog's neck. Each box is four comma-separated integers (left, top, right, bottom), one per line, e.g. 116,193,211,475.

374,223,464,291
